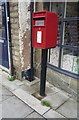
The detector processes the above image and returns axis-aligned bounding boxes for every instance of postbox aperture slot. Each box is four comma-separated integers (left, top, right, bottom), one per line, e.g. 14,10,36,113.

33,16,45,19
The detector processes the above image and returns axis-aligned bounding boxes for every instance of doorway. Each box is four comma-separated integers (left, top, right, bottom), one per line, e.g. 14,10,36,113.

0,2,9,69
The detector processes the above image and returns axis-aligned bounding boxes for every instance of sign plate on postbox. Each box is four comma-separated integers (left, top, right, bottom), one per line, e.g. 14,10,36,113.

32,11,58,49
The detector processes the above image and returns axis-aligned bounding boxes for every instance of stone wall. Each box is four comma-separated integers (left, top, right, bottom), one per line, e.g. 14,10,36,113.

47,68,78,99
9,2,31,79
9,2,21,79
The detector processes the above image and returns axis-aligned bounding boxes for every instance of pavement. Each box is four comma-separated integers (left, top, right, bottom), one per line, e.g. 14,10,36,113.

0,69,78,119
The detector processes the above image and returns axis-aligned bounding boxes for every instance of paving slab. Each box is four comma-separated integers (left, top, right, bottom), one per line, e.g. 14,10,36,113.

0,84,2,102
0,73,2,84
2,86,14,101
26,111,43,118
42,90,69,110
0,69,2,75
46,82,62,93
2,86,13,96
2,71,9,81
20,84,36,95
0,104,2,120
56,98,77,118
12,88,50,115
31,82,40,92
11,79,24,86
43,109,65,118
2,96,34,118
45,86,59,95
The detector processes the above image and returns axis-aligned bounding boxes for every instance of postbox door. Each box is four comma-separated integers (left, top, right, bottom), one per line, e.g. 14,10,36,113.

34,27,45,43
32,19,46,48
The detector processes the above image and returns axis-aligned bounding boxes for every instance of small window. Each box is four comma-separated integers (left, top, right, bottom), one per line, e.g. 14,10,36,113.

51,2,63,19
63,21,79,47
0,5,5,39
48,46,60,67
61,48,79,74
66,2,79,17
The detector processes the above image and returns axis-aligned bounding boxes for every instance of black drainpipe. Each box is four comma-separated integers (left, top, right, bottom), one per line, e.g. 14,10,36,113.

29,1,34,81
7,2,14,76
21,1,34,81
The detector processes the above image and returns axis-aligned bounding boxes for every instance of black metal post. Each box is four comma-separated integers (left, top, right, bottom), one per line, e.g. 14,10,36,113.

40,49,48,96
39,2,50,95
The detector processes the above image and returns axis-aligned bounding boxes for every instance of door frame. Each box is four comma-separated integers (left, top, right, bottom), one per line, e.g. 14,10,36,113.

0,1,11,74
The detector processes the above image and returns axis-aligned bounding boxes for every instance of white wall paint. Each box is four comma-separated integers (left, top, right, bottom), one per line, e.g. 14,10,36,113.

18,2,30,69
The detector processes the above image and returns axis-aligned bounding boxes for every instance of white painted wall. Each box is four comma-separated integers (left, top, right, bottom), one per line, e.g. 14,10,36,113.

18,2,30,69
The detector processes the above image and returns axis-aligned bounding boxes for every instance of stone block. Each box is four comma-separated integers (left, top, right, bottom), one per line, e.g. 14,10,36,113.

10,2,18,7
11,23,19,29
11,28,19,34
11,42,19,49
70,78,77,93
12,46,20,52
13,56,20,62
10,12,18,18
10,6,18,12
47,68,77,98
10,18,19,25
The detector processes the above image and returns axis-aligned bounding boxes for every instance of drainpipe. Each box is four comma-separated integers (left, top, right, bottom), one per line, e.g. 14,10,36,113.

29,1,34,81
7,2,14,76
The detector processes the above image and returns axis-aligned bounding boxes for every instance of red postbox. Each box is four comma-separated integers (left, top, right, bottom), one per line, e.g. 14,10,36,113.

32,11,58,49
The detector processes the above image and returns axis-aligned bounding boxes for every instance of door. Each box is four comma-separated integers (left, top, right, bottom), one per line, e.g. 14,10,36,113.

0,2,9,69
